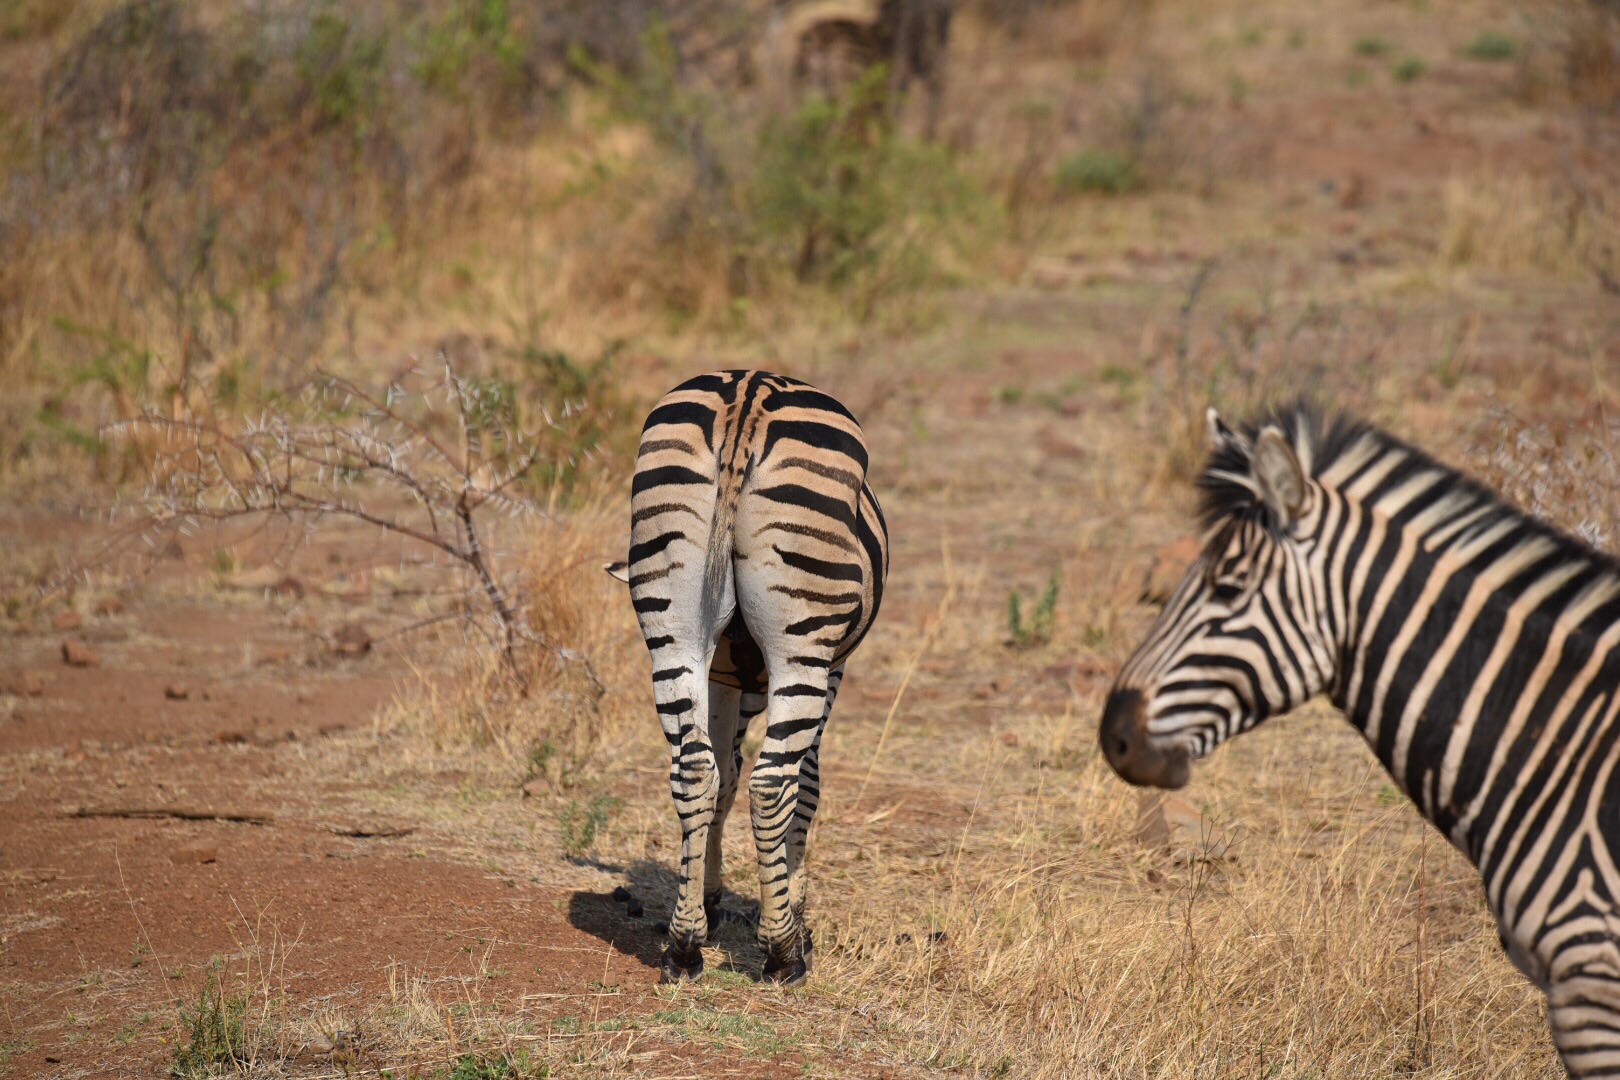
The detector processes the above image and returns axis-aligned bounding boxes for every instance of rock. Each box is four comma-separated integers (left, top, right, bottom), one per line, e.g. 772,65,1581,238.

52,610,83,631
1141,536,1203,605
1135,791,1238,861
165,683,190,701
93,597,124,617
331,623,372,658
170,842,217,865
272,576,306,599
60,640,98,668
521,777,548,799
999,731,1020,748
626,896,643,918
5,670,45,697
214,730,249,745
160,537,185,561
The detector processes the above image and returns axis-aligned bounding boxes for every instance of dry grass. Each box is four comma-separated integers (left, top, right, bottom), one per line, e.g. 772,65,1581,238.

1439,172,1616,280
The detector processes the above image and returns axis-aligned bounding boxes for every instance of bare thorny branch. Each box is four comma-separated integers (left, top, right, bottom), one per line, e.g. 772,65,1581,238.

91,355,594,690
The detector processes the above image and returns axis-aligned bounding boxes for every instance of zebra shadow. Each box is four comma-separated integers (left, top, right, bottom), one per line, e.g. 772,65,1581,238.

565,858,763,977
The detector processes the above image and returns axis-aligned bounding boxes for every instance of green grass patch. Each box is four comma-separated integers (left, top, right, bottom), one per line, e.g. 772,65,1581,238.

1008,571,1060,649
169,973,248,1079
1392,56,1427,82
1463,31,1517,61
1054,149,1138,196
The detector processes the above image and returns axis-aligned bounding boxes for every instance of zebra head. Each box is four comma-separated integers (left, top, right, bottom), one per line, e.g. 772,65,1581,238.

1102,407,1336,789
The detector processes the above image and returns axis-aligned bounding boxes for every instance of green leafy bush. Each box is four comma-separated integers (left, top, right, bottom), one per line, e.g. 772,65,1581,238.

170,973,247,1078
1393,56,1427,82
1464,31,1517,61
1007,571,1060,649
1054,148,1138,196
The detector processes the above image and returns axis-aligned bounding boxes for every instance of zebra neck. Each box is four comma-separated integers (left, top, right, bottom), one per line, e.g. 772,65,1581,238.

1326,515,1620,863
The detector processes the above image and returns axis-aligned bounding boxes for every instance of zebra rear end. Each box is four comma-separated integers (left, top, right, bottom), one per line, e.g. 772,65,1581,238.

624,369,888,985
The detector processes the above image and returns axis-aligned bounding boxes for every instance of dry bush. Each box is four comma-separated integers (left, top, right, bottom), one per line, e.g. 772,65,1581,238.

1466,405,1620,553
385,504,647,784
1517,0,1620,108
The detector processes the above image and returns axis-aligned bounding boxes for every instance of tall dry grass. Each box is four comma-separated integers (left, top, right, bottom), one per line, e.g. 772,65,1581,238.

1439,172,1617,280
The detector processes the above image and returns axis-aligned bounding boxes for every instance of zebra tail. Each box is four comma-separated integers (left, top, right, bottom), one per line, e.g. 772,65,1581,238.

697,456,748,636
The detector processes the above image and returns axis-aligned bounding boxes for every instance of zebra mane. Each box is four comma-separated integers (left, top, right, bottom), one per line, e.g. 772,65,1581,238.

1197,402,1619,584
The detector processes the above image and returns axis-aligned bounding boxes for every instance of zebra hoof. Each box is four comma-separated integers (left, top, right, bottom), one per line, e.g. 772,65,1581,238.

659,945,704,984
760,954,807,987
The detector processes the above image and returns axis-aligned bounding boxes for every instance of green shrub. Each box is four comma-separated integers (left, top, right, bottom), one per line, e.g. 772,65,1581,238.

1007,571,1060,649
559,795,620,856
750,67,987,289
1054,148,1138,196
1393,56,1427,82
1352,36,1391,57
1464,31,1517,61
170,973,247,1078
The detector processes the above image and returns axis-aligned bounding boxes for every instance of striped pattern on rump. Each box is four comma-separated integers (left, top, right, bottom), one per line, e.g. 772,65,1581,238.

1103,404,1620,1077
621,369,888,986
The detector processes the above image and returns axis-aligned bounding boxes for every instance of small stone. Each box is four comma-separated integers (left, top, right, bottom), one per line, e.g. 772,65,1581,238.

214,730,249,745
165,683,190,701
626,897,644,918
521,777,547,799
52,610,82,631
93,597,124,617
272,576,306,599
170,842,217,865
160,537,185,561
331,623,372,658
611,886,632,902
5,671,44,697
999,731,1020,748
61,640,98,668
1141,536,1203,605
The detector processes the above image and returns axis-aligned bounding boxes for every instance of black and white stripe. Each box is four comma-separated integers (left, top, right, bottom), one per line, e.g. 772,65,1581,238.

1103,404,1620,1077
615,369,888,985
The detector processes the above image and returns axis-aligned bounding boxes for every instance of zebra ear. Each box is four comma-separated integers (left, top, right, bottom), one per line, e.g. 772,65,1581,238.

1206,408,1251,454
1253,426,1307,525
603,560,631,584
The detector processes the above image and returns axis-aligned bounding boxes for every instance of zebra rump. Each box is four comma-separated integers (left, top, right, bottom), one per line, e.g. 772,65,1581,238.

618,369,888,986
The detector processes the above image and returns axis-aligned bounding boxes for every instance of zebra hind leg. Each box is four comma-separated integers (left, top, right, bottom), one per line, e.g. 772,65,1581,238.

710,682,766,937
786,665,843,971
654,660,722,984
703,678,742,942
742,648,835,986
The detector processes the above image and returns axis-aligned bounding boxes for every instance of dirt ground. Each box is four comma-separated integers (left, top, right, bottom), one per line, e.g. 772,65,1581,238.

5,1,1620,1077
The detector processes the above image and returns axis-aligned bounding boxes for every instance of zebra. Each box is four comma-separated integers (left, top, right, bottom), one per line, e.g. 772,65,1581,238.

611,369,888,986
1102,403,1620,1076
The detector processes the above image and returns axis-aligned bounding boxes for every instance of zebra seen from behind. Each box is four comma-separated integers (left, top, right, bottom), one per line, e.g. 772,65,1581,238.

1103,403,1620,1077
613,369,888,985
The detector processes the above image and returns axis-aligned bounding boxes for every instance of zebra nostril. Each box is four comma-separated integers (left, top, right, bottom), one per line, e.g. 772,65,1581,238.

1115,737,1130,758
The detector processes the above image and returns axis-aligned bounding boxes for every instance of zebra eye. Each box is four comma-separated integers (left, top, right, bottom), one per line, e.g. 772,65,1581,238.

1211,581,1244,604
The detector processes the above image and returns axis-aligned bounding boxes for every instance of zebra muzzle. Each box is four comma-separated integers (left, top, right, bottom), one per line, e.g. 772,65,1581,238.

1100,688,1191,789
